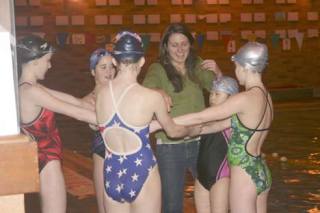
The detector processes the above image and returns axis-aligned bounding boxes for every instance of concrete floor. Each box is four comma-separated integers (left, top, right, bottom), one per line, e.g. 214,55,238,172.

25,98,320,213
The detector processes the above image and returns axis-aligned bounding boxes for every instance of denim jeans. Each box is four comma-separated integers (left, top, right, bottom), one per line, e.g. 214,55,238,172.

156,140,199,213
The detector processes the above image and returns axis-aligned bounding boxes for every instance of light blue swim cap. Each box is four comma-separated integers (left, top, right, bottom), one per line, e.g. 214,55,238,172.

212,76,239,95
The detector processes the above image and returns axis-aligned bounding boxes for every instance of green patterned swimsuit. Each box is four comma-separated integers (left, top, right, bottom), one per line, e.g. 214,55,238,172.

227,87,272,195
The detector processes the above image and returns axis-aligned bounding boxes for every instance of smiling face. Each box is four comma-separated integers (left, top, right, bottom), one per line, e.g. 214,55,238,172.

167,33,191,66
92,55,116,85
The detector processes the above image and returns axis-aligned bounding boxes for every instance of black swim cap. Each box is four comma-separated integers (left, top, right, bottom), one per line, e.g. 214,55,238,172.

112,31,144,62
17,34,55,63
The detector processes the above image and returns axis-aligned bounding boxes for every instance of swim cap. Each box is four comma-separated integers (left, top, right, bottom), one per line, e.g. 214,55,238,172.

231,42,268,73
212,76,239,95
112,31,144,62
89,48,111,70
17,34,55,63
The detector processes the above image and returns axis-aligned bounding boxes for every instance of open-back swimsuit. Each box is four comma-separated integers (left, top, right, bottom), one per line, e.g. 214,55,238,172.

99,82,157,203
227,86,272,195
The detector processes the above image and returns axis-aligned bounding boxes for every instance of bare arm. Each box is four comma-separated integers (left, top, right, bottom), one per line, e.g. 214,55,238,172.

152,92,198,138
150,117,230,135
201,59,223,79
27,85,97,124
152,88,172,112
200,119,230,135
174,93,245,126
40,85,94,110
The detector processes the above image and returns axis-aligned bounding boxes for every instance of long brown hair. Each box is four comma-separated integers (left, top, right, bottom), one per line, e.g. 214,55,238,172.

159,23,198,92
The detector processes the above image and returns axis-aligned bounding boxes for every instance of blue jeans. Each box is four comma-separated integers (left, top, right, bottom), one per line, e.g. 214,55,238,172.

156,140,199,213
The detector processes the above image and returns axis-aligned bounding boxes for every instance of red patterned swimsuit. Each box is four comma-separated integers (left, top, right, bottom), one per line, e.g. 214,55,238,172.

21,108,62,172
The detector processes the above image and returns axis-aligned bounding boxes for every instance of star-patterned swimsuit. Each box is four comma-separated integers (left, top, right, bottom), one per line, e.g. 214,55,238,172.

99,82,157,203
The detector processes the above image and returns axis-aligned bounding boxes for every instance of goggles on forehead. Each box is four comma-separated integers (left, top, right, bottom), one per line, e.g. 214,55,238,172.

114,31,142,43
16,42,55,56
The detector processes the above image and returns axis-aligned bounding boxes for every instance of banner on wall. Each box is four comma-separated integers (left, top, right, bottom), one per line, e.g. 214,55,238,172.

196,33,205,50
271,33,280,48
141,34,151,52
227,40,236,53
295,32,304,50
72,33,85,45
282,38,291,50
56,32,69,47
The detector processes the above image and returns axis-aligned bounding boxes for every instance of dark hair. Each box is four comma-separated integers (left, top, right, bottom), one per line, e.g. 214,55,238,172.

16,35,54,78
89,48,112,70
112,31,144,64
159,23,198,92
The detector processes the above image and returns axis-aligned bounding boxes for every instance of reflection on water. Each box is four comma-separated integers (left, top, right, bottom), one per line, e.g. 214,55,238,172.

263,102,320,212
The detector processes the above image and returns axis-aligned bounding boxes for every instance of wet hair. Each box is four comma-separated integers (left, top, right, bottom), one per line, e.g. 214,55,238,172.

16,34,54,78
159,23,198,92
89,48,112,70
231,42,268,73
112,31,144,64
212,76,239,95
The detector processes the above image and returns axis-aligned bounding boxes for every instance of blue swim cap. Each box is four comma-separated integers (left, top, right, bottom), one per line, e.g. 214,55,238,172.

89,48,111,70
112,31,144,62
212,76,239,95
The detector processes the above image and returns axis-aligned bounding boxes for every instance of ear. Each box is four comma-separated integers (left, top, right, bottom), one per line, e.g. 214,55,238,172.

90,69,95,77
138,57,145,67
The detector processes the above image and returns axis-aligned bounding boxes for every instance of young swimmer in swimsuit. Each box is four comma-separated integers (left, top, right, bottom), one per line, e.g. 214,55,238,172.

83,48,116,213
95,31,200,213
17,35,96,213
151,42,273,213
195,76,239,213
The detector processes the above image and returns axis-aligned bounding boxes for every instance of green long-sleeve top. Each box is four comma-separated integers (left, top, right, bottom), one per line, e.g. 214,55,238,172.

143,57,214,144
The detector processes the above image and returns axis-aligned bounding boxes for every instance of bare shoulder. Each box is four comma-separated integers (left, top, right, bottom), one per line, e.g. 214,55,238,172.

140,86,163,101
20,83,44,97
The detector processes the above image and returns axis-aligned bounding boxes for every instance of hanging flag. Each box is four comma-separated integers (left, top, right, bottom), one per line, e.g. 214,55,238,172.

271,33,280,48
227,40,236,53
141,34,151,52
196,33,205,50
56,32,69,47
295,32,304,50
220,31,233,49
282,38,291,50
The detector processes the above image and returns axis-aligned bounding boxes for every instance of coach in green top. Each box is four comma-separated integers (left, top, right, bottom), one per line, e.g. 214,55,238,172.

143,23,222,213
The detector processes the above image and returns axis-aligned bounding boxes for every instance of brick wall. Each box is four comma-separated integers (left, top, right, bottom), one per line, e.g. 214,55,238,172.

15,0,320,97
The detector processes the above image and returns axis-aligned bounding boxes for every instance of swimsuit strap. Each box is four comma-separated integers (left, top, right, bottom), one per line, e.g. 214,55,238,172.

241,86,272,132
250,86,269,131
109,81,138,112
19,82,33,87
